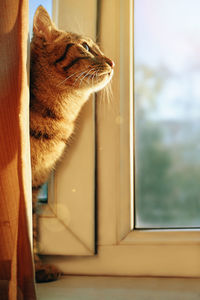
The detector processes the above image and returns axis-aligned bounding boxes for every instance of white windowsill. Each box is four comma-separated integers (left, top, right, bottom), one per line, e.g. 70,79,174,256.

36,275,200,300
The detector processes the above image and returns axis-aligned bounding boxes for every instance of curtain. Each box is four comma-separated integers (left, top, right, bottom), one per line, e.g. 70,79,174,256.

0,0,36,299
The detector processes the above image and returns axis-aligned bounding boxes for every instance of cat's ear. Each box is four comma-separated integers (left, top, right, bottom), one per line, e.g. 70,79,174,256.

33,5,56,42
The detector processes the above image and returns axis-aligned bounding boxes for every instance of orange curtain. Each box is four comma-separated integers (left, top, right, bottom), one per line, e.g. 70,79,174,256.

0,0,36,299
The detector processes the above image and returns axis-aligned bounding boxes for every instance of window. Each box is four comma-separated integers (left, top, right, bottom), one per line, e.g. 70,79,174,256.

38,0,97,256
135,0,200,229
40,0,200,278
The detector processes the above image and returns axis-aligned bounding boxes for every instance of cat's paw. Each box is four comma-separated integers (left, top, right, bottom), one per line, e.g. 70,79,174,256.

35,263,62,283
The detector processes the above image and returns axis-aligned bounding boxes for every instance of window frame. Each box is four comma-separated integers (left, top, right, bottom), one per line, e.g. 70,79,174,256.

38,0,98,256
42,0,200,277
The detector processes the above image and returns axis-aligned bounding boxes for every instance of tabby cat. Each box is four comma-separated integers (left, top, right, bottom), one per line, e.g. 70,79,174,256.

30,6,114,282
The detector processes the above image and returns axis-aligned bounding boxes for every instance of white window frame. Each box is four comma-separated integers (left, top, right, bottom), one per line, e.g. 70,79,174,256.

42,0,200,277
38,0,97,256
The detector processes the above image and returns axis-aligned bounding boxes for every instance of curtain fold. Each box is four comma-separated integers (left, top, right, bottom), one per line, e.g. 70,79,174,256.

0,0,36,299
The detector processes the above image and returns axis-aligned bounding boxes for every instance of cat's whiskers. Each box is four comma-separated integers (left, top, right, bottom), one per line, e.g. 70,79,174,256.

95,67,102,83
85,66,101,86
72,69,92,87
57,68,91,87
92,71,98,86
90,67,102,87
79,69,94,83
79,68,96,87
73,69,92,86
57,70,84,87
87,70,96,86
102,80,113,106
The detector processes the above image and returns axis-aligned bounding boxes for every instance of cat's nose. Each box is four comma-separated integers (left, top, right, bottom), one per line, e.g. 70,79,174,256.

105,57,115,69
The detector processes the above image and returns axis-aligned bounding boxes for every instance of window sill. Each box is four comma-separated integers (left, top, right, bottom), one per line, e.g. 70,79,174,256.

36,275,200,300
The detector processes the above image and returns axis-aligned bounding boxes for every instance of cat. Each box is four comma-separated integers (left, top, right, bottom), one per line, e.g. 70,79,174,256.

30,6,114,283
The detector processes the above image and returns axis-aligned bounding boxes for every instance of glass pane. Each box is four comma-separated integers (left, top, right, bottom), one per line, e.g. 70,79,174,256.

37,183,48,203
135,0,200,228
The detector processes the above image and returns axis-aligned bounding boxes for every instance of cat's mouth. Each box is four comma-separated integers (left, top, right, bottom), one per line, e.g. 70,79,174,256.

108,70,114,77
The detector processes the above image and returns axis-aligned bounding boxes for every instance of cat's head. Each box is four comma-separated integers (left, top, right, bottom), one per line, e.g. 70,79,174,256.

31,6,114,93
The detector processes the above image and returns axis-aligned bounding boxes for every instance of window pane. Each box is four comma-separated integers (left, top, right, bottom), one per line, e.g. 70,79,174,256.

37,182,48,203
135,0,200,228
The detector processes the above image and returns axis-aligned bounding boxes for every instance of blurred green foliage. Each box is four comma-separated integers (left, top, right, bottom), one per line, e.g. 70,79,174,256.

135,64,200,228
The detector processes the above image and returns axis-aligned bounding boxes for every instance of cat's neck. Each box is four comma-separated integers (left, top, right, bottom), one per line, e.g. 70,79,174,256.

30,82,91,123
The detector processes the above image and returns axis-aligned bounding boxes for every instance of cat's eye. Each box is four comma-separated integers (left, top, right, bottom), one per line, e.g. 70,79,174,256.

82,42,90,52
